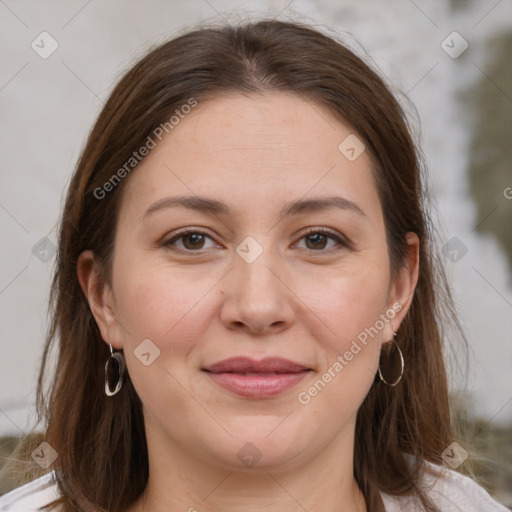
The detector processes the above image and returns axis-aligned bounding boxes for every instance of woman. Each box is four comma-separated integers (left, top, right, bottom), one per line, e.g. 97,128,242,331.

0,18,508,512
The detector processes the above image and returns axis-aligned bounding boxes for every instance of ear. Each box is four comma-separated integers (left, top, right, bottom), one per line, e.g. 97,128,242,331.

77,250,122,350
383,232,420,340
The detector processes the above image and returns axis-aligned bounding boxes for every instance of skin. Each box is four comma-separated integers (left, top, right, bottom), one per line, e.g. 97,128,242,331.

78,91,419,512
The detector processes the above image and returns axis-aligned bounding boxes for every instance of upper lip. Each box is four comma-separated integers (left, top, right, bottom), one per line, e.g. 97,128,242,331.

202,356,311,374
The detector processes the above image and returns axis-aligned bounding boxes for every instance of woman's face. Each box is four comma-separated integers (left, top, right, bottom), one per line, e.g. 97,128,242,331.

80,91,418,473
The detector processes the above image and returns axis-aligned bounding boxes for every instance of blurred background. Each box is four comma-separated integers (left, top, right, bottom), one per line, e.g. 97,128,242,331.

0,0,511,506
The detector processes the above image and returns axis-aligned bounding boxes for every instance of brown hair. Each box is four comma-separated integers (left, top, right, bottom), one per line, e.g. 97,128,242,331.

7,17,469,512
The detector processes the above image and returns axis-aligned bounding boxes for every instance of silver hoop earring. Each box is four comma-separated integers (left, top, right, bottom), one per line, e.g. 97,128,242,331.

378,332,404,386
104,344,125,396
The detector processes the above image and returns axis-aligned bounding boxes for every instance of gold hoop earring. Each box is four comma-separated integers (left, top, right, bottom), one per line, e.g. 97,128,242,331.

378,332,404,386
104,344,125,396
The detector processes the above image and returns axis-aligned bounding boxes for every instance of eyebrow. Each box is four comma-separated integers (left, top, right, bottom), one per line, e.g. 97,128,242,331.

142,194,366,220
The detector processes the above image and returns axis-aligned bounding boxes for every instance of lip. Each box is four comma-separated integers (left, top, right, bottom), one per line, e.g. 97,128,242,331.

202,356,312,398
203,356,310,374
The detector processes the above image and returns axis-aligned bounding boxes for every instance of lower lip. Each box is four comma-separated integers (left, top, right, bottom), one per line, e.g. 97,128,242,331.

204,371,310,398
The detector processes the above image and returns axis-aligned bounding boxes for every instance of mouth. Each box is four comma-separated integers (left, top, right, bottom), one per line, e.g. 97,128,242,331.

201,356,312,398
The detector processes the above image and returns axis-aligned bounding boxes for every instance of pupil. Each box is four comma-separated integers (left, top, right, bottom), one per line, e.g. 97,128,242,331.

185,233,203,249
307,233,326,249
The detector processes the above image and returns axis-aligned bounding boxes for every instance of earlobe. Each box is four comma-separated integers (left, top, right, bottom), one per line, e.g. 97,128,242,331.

77,250,117,346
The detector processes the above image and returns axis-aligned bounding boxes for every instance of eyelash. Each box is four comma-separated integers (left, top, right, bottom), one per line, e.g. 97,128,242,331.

163,227,351,254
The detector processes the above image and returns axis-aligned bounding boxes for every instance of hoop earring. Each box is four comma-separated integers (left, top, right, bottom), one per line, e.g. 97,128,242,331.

378,332,404,386
104,344,125,396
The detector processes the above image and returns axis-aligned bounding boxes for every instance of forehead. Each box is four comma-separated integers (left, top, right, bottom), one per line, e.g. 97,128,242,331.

119,91,381,222
165,91,354,160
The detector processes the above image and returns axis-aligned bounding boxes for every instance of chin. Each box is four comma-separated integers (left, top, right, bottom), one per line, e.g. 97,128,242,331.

202,425,310,472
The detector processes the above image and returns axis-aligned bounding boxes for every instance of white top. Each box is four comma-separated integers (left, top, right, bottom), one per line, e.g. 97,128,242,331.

0,462,509,511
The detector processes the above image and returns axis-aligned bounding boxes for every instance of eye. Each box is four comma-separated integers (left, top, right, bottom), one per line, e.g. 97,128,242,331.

163,227,350,253
164,228,219,252
295,227,349,252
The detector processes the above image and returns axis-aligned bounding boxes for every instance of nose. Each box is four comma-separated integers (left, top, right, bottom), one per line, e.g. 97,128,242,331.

219,241,296,335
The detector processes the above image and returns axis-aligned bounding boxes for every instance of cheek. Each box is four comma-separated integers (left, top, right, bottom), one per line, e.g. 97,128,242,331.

110,252,222,384
114,267,211,347
337,275,389,338
308,262,391,350
111,264,216,422
295,281,387,422
299,263,390,403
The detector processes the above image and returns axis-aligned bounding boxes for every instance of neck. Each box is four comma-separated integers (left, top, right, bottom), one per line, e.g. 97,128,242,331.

127,415,368,512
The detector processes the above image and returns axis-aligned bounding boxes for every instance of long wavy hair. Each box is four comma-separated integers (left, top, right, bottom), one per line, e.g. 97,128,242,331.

3,17,470,512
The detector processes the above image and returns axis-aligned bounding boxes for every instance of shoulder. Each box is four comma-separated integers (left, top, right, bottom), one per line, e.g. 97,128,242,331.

381,459,510,512
0,471,62,512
